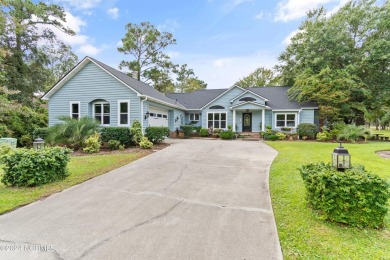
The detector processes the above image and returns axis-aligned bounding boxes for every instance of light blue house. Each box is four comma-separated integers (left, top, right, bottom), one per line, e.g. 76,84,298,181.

42,57,319,133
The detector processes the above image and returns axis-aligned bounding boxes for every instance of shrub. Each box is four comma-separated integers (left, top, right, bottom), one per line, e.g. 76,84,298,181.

299,162,390,228
47,116,100,150
83,132,101,154
33,127,49,139
119,144,125,151
219,130,235,140
139,136,153,149
297,123,317,139
281,127,292,131
193,126,202,133
227,125,233,130
316,132,331,141
108,140,121,150
266,125,272,130
265,134,279,141
130,120,143,144
275,132,286,140
180,125,193,138
100,127,132,146
0,144,14,161
337,124,371,142
199,128,209,137
145,127,169,143
1,147,72,187
0,124,13,138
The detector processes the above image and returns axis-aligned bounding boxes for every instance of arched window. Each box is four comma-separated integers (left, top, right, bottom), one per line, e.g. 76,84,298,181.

239,97,256,102
209,105,225,109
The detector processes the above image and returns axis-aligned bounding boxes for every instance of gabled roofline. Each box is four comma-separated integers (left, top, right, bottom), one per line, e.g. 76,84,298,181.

139,95,186,111
230,89,269,103
200,85,245,110
301,107,319,109
230,101,271,109
42,57,142,100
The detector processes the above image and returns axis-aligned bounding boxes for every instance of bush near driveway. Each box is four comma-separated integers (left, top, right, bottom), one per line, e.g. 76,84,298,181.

145,126,169,143
100,127,132,146
1,147,72,187
299,162,389,228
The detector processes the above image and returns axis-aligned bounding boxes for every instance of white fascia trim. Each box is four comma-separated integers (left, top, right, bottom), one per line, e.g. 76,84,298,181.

200,85,246,110
301,107,319,109
69,101,81,120
272,109,302,112
139,95,186,111
230,101,270,109
230,89,269,103
117,100,130,127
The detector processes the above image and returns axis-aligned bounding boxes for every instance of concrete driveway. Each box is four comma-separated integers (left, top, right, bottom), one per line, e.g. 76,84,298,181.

0,139,282,260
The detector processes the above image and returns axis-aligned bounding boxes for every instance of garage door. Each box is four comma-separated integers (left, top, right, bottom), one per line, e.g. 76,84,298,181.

148,107,169,127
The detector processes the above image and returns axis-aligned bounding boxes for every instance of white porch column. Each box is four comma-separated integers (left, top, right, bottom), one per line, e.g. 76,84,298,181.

262,109,265,132
232,109,236,132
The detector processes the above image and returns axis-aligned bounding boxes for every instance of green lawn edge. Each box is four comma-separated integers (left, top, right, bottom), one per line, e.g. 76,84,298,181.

265,141,390,260
0,152,146,215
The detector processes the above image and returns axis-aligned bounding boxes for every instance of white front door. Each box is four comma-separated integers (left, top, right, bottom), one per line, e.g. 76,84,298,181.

148,107,169,127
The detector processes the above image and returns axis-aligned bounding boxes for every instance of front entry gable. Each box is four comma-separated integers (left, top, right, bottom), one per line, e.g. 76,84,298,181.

201,85,245,110
230,90,268,106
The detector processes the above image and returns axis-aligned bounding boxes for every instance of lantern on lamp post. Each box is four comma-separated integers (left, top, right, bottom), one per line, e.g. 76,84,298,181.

332,143,351,171
33,137,45,150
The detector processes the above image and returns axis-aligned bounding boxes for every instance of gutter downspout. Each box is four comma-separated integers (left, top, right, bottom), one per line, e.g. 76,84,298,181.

140,96,148,134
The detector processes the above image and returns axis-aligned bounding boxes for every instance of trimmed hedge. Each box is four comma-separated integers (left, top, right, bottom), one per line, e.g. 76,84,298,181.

33,127,49,139
180,125,193,138
100,127,132,146
199,128,209,137
1,147,72,187
297,123,317,139
145,127,170,143
299,162,389,228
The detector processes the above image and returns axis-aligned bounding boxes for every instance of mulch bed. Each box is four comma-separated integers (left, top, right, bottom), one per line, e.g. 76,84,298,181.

376,151,390,159
71,142,169,156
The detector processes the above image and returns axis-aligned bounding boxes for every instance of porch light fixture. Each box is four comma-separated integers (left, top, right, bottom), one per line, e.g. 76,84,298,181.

332,143,351,171
175,116,179,122
33,137,45,150
144,111,150,120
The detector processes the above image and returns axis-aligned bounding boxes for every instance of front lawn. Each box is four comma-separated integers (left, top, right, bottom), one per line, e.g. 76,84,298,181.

266,141,390,260
0,152,146,214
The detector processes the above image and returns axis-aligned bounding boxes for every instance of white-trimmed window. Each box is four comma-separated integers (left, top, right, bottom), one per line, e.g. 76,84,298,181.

94,102,110,125
70,101,80,120
208,112,227,129
275,113,296,128
118,100,130,126
189,113,200,121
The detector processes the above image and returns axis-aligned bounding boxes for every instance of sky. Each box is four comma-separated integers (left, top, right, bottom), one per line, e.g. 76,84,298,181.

45,0,351,89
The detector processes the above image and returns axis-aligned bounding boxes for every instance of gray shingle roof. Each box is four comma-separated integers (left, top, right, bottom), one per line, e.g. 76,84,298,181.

167,89,226,109
248,86,317,109
167,86,317,110
89,57,184,108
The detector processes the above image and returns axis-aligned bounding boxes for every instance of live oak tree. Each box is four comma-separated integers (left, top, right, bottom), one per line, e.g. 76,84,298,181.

235,67,281,88
0,0,75,104
277,0,390,125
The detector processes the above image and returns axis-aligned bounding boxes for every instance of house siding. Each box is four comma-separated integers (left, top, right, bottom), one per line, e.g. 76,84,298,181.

48,62,140,126
300,109,315,124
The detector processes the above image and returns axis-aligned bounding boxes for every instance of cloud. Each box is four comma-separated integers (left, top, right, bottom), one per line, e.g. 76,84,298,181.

166,51,180,59
54,0,101,10
158,19,180,32
170,51,277,89
275,0,342,22
77,44,102,56
282,29,299,46
107,7,119,19
222,0,254,13
254,11,271,20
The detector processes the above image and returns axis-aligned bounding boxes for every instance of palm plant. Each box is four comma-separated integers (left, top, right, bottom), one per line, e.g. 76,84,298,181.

337,124,371,143
46,116,100,150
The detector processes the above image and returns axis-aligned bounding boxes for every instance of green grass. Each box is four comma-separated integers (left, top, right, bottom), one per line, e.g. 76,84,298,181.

371,128,390,138
0,153,144,214
266,141,390,260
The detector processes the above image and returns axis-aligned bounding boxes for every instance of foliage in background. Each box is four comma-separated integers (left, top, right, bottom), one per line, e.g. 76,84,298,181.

139,136,153,149
299,162,389,228
83,132,101,154
235,67,281,88
100,127,132,146
46,116,100,150
130,120,143,144
277,1,390,126
0,143,14,159
145,126,170,143
1,147,71,187
337,124,371,142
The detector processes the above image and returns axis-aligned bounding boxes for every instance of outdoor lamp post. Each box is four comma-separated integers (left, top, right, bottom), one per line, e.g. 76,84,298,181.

33,137,45,150
332,143,351,171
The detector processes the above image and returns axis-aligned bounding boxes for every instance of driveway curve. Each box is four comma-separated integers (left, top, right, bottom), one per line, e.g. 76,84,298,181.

0,139,282,260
